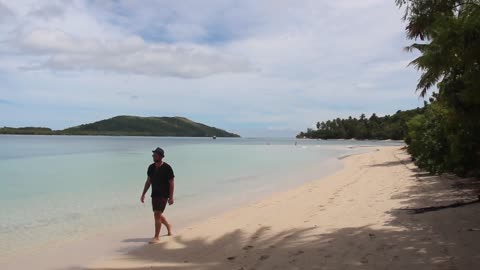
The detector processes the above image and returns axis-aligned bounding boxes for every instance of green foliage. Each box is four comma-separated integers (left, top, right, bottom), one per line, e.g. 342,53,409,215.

406,103,450,174
0,127,53,135
407,100,480,176
395,0,464,40
297,108,424,140
0,116,240,137
397,0,480,176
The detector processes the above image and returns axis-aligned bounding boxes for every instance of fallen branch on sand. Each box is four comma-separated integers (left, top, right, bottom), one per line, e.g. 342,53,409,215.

397,196,480,214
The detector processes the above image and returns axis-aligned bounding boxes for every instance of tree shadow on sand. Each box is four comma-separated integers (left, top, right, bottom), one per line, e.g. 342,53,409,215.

82,152,480,270
367,159,407,168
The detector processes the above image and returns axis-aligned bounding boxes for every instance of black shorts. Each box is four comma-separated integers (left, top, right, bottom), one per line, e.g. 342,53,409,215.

152,197,168,212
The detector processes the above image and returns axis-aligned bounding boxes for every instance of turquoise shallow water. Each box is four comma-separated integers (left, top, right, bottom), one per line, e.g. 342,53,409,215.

0,135,402,260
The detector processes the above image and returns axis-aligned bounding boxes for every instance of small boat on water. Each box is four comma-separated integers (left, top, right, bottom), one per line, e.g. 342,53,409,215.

212,136,217,140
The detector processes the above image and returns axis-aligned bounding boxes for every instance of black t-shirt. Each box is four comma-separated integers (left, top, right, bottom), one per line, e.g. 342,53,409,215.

147,162,175,198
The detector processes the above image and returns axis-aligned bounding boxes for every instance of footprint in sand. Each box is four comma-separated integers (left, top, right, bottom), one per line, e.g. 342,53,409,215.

259,255,269,261
243,245,254,250
361,253,372,264
291,250,304,256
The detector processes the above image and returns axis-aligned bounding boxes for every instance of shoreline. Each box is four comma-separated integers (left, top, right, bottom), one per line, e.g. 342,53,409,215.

89,145,479,270
4,145,478,269
1,146,351,270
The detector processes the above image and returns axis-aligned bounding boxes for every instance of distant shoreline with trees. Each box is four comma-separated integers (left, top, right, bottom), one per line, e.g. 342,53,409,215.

297,107,424,141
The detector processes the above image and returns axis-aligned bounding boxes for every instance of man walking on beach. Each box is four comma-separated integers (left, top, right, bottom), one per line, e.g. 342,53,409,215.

140,147,175,244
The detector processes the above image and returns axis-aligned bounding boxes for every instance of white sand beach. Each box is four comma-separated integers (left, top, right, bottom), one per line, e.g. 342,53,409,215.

86,146,480,270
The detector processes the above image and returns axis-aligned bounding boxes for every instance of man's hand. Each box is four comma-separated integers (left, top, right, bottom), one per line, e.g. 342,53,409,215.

168,198,174,205
141,177,151,204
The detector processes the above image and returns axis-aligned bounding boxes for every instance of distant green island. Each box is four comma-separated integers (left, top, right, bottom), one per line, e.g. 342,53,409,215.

0,116,240,137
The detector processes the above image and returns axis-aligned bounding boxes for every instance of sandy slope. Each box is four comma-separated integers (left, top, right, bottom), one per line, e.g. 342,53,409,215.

89,146,480,270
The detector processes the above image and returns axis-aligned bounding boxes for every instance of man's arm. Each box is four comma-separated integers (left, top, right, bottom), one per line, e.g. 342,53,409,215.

140,177,151,203
168,178,175,205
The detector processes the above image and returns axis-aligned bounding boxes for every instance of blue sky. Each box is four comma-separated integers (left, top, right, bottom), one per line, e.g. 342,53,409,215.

0,0,425,137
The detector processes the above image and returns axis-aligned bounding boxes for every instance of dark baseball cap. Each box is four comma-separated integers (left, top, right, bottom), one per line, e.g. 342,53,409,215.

152,147,165,156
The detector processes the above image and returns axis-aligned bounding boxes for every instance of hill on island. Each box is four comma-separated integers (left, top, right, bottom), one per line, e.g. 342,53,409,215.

1,116,240,137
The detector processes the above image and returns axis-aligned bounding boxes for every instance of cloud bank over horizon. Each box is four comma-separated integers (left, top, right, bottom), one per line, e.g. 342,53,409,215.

0,0,424,137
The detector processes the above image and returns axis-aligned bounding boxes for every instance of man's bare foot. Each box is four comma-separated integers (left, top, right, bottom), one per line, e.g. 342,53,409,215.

166,224,172,236
149,237,160,244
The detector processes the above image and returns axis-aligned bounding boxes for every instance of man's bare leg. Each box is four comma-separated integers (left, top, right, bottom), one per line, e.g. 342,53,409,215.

160,215,172,236
152,212,171,240
152,212,162,242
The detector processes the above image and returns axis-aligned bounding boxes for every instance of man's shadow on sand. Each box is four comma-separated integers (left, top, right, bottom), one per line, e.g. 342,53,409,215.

122,238,153,243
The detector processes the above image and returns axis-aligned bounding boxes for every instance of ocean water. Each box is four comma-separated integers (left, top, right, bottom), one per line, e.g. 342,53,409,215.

0,135,403,261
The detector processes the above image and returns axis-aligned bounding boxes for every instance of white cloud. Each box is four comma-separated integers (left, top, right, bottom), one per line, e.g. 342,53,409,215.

14,29,251,78
0,2,14,24
367,60,412,74
163,23,208,42
0,0,424,136
355,82,376,89
2,1,251,78
28,3,66,20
